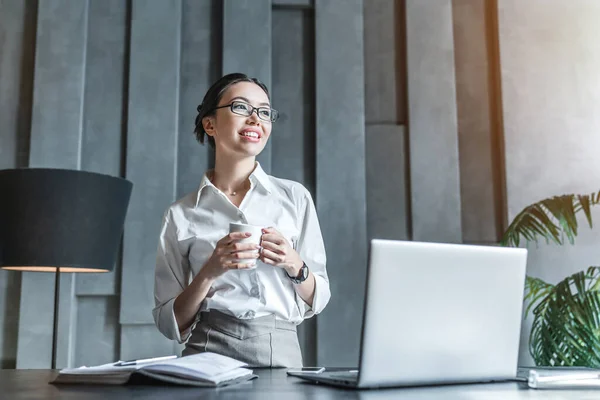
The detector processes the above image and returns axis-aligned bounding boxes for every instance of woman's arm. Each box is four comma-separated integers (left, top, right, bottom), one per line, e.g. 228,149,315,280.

172,267,215,333
260,187,331,315
173,231,261,333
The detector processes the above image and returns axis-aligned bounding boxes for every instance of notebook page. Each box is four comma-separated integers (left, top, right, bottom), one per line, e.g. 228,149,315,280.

142,352,247,379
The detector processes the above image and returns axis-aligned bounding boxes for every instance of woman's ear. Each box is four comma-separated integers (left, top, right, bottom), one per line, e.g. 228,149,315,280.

202,116,216,137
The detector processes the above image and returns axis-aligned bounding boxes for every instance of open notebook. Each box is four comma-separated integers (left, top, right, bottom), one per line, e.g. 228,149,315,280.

51,352,256,387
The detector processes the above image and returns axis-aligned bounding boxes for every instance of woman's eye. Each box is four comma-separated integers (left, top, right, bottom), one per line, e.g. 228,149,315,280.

258,109,271,118
233,103,250,111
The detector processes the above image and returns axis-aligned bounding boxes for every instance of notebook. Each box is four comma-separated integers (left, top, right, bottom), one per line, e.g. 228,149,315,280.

518,367,600,389
51,352,256,387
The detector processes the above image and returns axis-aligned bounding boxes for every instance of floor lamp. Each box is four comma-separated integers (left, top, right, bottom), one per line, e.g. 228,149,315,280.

0,168,132,369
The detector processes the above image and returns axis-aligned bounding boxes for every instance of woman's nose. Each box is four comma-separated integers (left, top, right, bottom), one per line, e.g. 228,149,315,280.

247,111,261,124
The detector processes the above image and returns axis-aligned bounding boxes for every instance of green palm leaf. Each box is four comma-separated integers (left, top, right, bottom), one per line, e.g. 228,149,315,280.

529,267,600,366
500,191,600,248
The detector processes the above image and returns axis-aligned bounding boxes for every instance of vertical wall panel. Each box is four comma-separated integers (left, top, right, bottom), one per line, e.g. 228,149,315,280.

222,0,272,173
76,0,127,296
17,0,89,369
364,0,402,124
452,0,500,244
0,0,36,369
272,7,316,364
120,0,181,357
315,0,367,367
0,0,35,170
120,324,175,361
75,296,119,366
366,126,409,241
405,0,462,243
272,9,315,196
73,0,127,365
177,0,221,199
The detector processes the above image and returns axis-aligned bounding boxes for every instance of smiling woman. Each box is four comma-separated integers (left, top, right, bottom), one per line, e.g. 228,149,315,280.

152,73,331,368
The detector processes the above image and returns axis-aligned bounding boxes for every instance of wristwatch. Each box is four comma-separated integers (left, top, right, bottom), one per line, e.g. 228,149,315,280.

287,263,309,284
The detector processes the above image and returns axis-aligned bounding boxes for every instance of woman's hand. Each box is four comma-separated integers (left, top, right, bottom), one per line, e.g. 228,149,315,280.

260,227,303,277
201,232,260,280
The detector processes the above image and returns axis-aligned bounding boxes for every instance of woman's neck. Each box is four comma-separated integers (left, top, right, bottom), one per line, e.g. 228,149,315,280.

211,155,256,194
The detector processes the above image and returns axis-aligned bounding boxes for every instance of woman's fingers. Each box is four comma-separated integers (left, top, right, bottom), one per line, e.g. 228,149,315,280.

227,242,260,253
261,233,284,245
261,241,285,255
217,231,252,246
260,248,285,264
224,260,256,269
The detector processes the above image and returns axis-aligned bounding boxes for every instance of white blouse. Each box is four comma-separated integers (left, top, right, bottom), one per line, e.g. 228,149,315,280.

152,163,331,343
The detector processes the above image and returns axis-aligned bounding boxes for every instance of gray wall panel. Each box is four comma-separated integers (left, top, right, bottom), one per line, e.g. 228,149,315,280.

364,0,402,124
273,0,313,7
120,324,174,361
55,274,76,368
315,0,367,367
0,0,35,369
366,125,409,241
75,296,119,367
120,0,181,326
27,0,87,169
222,0,272,173
0,0,35,169
452,0,499,244
405,0,462,243
76,0,128,296
272,7,316,364
16,273,54,368
0,270,19,368
272,8,315,195
177,0,220,199
18,0,89,369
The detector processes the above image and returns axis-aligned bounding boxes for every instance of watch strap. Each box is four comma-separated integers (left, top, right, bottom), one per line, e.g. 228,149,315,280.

287,263,308,284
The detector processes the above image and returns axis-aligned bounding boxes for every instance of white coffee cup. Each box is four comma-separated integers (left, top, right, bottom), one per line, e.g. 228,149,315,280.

229,222,263,269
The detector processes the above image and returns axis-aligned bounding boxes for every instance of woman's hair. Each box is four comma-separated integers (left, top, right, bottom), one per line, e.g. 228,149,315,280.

194,73,271,148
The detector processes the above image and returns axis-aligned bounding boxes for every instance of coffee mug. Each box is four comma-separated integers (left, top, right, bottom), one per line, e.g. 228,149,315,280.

229,222,263,269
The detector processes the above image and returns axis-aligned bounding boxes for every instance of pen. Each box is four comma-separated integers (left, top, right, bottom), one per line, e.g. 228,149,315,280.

115,355,177,367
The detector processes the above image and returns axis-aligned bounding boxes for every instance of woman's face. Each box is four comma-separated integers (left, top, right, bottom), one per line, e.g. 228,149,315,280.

203,81,273,159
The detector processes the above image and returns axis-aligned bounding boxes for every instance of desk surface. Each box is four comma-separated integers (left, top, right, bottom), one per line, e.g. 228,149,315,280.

1,368,599,399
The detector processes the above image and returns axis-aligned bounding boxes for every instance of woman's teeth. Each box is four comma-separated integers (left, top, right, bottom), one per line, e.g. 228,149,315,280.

241,131,259,138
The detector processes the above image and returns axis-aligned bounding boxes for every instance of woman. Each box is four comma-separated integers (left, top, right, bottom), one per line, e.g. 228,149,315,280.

152,73,331,368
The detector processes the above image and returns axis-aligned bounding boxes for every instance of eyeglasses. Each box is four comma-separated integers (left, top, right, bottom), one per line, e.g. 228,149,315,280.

213,101,279,123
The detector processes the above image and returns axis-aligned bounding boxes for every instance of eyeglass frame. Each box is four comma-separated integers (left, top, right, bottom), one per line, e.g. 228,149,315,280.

212,100,279,123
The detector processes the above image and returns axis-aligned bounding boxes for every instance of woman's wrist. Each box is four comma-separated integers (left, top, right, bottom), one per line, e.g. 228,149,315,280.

196,264,218,285
285,260,304,277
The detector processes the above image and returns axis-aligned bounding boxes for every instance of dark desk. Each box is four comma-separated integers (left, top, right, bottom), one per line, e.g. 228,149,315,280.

0,369,597,399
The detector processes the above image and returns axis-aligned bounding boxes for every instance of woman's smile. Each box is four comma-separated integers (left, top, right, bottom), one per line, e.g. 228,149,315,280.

239,128,262,143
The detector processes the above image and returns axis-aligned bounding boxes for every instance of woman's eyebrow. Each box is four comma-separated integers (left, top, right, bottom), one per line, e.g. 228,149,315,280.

230,96,270,107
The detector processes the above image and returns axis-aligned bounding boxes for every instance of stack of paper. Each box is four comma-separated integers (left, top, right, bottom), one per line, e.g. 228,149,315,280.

51,352,256,387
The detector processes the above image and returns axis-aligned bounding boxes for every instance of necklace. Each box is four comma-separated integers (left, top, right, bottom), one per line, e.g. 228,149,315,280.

209,174,246,196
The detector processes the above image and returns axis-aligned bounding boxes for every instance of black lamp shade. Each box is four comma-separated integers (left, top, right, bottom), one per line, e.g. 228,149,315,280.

0,168,133,273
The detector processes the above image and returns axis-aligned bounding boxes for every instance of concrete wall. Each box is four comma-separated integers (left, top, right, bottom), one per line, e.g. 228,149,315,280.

0,0,367,368
497,0,600,365
4,0,598,369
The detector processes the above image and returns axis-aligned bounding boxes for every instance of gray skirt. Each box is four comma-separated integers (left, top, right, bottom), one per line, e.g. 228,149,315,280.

182,310,303,368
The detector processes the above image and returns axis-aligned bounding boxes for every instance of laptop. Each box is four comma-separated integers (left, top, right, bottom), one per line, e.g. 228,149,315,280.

289,239,528,389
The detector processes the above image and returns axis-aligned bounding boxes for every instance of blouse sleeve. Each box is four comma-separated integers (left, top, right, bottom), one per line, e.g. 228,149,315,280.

152,209,193,343
294,188,331,318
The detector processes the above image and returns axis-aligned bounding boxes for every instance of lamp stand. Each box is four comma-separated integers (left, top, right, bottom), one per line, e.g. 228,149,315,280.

51,268,60,370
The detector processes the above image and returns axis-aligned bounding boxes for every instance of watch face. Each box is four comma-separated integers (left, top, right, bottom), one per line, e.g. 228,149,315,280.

301,265,308,279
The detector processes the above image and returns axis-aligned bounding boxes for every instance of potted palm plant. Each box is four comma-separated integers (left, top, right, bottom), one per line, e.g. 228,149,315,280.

500,191,600,366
